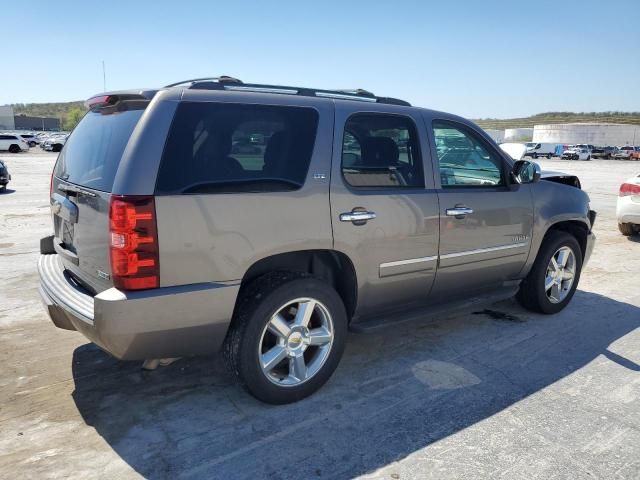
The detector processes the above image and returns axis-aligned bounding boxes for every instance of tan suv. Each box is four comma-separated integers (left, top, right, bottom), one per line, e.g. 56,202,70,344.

38,77,596,403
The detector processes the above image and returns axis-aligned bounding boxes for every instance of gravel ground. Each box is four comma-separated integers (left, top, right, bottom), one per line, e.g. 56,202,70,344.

0,150,638,480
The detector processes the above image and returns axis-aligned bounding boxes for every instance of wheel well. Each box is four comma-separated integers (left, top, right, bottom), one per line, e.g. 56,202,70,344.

239,250,358,319
545,221,588,259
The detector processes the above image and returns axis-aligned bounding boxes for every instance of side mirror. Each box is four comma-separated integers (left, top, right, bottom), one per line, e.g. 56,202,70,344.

511,160,541,184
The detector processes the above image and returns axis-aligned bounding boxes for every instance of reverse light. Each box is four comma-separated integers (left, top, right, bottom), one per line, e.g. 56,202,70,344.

619,183,640,197
109,195,159,290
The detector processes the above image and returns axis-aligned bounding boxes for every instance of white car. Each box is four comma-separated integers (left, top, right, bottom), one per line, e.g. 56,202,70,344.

617,173,640,236
0,133,30,153
562,147,591,161
42,134,68,152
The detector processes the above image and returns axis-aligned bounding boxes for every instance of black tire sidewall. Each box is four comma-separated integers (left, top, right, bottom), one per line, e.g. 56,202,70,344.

235,277,347,404
528,232,583,314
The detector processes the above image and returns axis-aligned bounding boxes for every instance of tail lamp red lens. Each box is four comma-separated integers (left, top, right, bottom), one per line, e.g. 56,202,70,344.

109,195,159,290
619,183,640,197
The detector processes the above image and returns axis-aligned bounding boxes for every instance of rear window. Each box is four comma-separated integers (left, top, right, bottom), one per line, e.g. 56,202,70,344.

54,107,144,192
156,102,318,194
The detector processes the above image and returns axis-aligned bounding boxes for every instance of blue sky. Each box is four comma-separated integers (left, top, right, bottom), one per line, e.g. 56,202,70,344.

2,0,639,118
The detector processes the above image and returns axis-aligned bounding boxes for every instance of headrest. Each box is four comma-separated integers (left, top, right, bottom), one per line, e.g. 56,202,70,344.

361,136,399,167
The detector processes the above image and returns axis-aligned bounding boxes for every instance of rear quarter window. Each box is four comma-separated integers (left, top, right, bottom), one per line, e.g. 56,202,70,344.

54,107,144,192
156,102,319,194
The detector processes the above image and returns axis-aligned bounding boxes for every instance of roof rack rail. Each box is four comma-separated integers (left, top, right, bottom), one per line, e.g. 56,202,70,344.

164,76,242,88
164,76,411,106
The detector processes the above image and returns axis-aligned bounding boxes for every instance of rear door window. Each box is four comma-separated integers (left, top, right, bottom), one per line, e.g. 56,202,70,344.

156,102,319,194
341,114,424,188
54,106,144,192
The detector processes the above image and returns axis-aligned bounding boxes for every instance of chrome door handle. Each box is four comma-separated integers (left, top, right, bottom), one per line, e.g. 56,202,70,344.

446,207,473,217
340,211,377,223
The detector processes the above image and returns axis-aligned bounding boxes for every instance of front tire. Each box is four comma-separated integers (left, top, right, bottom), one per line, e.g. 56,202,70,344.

516,231,583,314
224,272,348,404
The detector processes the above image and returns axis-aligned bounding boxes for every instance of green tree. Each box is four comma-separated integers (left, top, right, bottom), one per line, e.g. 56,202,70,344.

63,107,86,131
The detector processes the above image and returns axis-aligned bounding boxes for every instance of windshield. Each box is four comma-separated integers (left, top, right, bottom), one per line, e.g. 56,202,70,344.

54,107,144,192
525,143,535,147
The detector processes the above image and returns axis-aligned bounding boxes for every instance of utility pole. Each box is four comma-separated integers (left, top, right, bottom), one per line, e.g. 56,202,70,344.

102,61,106,92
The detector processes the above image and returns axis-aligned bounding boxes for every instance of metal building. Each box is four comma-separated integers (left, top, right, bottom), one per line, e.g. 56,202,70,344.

0,105,61,131
0,106,15,130
14,114,61,131
532,123,640,146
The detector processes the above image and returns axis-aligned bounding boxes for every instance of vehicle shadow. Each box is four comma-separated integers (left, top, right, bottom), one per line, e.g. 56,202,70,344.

0,188,16,195
71,290,639,479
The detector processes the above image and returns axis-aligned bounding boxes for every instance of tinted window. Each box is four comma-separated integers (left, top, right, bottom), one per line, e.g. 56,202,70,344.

433,121,504,188
156,102,319,194
54,106,144,192
341,114,423,188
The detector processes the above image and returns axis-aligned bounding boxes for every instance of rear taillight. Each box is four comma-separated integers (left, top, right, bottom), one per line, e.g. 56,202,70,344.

109,195,159,290
619,183,640,197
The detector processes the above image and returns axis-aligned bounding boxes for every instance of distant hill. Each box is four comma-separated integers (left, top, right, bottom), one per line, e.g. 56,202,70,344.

8,101,86,121
474,112,640,130
5,103,640,131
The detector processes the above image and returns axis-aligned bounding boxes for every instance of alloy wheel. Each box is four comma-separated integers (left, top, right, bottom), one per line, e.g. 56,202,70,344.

545,246,576,303
258,297,334,387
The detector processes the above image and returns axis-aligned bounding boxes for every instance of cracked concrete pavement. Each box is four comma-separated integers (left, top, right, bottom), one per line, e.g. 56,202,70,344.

0,151,638,479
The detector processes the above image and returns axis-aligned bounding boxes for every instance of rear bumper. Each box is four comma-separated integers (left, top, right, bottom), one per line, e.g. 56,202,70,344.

617,196,640,224
38,254,240,360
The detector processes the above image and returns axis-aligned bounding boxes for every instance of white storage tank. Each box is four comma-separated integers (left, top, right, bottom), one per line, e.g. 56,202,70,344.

532,123,640,146
482,129,505,143
504,128,534,142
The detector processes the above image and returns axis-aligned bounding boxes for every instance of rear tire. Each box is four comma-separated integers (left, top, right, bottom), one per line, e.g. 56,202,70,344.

516,231,582,314
8,144,20,153
546,154,552,159
618,223,636,236
223,272,348,404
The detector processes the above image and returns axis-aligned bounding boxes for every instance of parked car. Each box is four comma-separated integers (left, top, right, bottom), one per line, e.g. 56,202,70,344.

523,142,556,159
0,160,11,191
562,146,591,160
18,132,40,147
38,77,596,404
614,146,635,160
41,134,67,152
630,146,640,161
617,173,640,236
590,146,616,159
0,133,30,153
